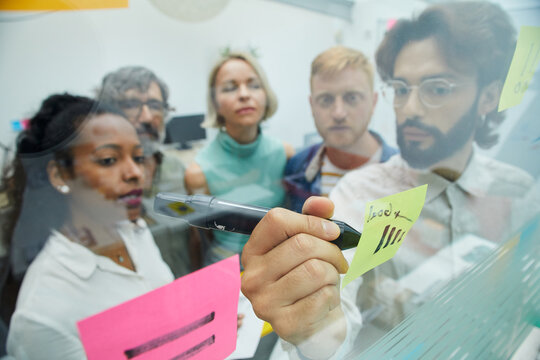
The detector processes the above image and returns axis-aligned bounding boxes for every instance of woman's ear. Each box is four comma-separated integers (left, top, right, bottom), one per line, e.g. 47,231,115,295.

371,91,379,112
47,160,70,194
478,81,502,116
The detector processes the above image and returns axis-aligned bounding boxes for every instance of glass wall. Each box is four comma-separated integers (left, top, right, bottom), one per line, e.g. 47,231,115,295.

0,0,539,359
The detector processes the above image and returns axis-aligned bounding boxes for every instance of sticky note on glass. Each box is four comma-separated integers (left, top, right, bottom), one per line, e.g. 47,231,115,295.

77,255,240,360
498,26,540,112
0,0,128,11
342,184,428,288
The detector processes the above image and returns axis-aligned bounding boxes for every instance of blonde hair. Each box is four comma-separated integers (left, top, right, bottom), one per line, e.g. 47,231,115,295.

202,51,278,128
310,46,375,90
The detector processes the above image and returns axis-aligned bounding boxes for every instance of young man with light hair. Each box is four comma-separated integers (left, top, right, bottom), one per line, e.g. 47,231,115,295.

284,46,397,213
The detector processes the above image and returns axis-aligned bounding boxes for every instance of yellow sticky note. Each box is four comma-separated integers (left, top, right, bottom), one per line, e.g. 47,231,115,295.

342,184,428,288
0,0,128,11
498,26,540,112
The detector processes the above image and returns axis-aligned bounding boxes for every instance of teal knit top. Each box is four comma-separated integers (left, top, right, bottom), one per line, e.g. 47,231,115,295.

195,129,287,252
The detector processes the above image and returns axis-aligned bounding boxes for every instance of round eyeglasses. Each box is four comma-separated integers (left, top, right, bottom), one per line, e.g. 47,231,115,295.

381,78,465,109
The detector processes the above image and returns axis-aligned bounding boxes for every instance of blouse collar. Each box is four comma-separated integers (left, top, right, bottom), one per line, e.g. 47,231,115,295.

217,128,261,158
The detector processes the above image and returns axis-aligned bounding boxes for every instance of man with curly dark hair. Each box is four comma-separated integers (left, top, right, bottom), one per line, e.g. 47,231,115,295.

241,2,539,359
329,0,539,353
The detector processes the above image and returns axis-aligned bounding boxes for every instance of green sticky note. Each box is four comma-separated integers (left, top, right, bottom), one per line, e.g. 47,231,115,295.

342,184,428,288
498,26,540,112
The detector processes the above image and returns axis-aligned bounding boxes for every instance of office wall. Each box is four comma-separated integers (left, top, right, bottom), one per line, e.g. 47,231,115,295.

1,0,538,169
0,0,347,154
342,0,426,146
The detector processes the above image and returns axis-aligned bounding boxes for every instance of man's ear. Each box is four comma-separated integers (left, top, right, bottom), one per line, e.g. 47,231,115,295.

478,81,502,116
309,94,316,117
47,160,70,194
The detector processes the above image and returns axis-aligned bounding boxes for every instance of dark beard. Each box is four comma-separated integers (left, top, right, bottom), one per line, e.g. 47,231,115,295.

137,123,160,142
396,104,478,169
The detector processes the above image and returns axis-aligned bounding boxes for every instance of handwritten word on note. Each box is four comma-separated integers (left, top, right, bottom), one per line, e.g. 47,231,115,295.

342,185,427,288
498,26,540,112
77,255,240,360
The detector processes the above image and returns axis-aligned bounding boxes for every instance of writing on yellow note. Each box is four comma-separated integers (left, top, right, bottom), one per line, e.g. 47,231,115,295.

498,26,540,112
342,184,427,288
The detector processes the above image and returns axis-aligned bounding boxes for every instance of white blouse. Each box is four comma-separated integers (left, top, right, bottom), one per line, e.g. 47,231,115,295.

7,218,174,360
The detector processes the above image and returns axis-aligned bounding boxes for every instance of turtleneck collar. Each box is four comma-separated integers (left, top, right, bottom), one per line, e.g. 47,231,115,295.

217,128,261,158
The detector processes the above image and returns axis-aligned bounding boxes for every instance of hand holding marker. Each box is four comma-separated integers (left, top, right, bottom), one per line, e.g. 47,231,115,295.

153,193,362,250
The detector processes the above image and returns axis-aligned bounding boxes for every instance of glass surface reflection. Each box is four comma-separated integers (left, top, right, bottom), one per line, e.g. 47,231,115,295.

0,0,538,359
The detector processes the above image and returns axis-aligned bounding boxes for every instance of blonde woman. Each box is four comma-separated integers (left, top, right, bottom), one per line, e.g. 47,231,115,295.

185,52,294,266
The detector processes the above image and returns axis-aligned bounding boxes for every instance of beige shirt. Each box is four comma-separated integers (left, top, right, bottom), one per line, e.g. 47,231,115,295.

329,151,539,347
331,152,537,268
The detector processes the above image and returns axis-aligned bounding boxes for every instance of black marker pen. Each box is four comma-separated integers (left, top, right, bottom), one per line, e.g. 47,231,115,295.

153,193,362,250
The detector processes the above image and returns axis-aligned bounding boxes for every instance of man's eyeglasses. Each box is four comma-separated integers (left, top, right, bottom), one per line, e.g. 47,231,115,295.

382,78,465,109
117,99,169,117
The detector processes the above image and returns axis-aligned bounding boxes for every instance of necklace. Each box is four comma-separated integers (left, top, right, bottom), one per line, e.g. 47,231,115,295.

61,225,136,271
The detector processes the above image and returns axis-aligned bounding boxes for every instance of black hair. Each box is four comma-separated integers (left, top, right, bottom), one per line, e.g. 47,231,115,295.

1,94,125,278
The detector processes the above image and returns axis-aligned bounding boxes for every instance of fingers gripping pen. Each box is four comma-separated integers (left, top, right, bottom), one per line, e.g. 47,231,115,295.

153,193,362,250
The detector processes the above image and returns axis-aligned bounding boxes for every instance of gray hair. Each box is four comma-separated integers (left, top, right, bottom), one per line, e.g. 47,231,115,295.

96,66,170,105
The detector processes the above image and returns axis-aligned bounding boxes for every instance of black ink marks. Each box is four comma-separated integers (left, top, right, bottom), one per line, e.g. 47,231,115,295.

367,203,413,224
373,225,405,254
367,203,392,223
374,225,390,253
391,229,402,246
170,335,216,360
393,210,413,222
124,312,215,359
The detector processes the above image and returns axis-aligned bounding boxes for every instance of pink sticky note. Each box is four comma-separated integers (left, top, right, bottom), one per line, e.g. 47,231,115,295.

77,255,241,360
386,18,397,30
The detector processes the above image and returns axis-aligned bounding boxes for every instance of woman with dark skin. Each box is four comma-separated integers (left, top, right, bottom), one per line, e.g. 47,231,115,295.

3,94,174,358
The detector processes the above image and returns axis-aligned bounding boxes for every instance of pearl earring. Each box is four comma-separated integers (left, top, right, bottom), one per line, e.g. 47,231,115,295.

57,185,70,194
